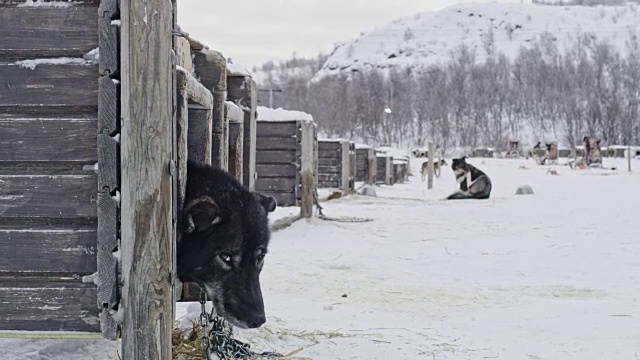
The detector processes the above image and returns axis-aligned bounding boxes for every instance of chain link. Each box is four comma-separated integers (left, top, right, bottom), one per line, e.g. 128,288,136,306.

312,187,373,223
199,289,279,360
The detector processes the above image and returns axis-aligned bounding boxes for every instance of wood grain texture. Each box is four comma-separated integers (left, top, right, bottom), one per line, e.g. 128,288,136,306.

256,137,297,151
97,192,118,309
256,121,298,137
0,4,99,59
98,16,119,76
0,224,96,275
299,121,316,218
255,164,297,178
0,117,97,162
0,63,98,110
318,141,342,151
243,79,257,191
121,0,174,357
255,178,296,192
192,51,226,170
228,121,244,182
0,277,99,332
98,0,119,19
98,133,119,191
318,149,341,159
0,174,97,218
98,75,120,135
187,108,212,164
256,150,296,165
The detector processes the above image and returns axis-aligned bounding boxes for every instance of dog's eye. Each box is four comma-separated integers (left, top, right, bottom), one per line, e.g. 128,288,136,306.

219,252,232,264
257,253,265,262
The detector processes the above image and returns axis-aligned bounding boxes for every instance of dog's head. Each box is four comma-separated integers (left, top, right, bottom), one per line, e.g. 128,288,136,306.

439,159,448,166
177,162,276,329
451,157,469,176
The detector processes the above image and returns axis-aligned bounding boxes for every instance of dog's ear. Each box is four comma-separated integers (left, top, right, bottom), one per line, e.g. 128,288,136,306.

183,196,221,234
596,140,601,145
254,193,277,213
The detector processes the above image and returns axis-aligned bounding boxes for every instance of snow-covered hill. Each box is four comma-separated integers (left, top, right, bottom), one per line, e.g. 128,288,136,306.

312,2,640,81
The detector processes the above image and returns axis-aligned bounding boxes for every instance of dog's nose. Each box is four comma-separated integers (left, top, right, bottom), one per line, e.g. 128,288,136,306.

247,313,266,328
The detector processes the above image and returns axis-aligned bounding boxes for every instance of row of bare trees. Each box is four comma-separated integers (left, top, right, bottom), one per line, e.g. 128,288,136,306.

256,32,640,153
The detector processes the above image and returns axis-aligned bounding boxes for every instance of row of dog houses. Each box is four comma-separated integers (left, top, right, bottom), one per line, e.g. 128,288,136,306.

0,1,412,348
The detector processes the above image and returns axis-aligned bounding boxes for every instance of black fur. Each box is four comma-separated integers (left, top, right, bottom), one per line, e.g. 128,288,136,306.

446,157,492,200
177,161,276,329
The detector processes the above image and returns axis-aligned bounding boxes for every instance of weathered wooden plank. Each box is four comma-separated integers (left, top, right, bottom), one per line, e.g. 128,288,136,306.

255,178,296,192
0,225,96,275
187,107,212,164
0,118,97,162
256,137,297,151
175,37,192,73
299,121,315,218
0,5,99,59
193,50,226,170
318,165,340,174
318,149,340,159
0,278,99,332
318,157,341,167
256,121,298,137
98,76,120,135
98,133,119,191
99,0,119,19
261,192,296,207
0,162,91,175
341,141,351,194
96,191,118,310
228,121,244,182
256,164,297,178
0,64,98,110
99,16,119,76
256,150,296,164
0,174,97,218
121,0,175,356
318,141,342,151
243,79,258,191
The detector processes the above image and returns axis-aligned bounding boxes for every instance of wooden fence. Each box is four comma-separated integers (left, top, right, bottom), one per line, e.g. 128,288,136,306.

0,0,107,333
255,120,317,217
317,140,356,194
0,0,262,351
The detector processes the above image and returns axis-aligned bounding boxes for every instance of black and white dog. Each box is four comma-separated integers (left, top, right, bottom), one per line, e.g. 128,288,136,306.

446,157,492,200
177,161,276,329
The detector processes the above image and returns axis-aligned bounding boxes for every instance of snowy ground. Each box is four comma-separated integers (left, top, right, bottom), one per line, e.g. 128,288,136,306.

3,157,639,359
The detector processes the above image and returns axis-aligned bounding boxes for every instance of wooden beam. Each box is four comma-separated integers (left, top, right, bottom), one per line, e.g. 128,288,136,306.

192,50,227,170
340,141,350,195
226,102,244,182
300,121,316,218
121,0,174,358
228,76,257,190
427,142,434,189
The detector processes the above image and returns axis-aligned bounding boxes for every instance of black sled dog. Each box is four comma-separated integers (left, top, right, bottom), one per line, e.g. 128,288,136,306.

446,157,492,200
177,161,277,329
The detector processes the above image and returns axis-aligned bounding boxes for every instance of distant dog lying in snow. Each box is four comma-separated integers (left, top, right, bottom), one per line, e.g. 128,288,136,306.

421,159,447,181
446,157,492,200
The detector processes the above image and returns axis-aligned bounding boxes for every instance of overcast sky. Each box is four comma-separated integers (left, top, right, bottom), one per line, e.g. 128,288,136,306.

177,0,510,69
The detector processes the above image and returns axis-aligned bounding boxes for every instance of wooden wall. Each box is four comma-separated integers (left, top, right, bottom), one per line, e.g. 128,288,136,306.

355,148,376,184
0,0,104,332
317,140,355,193
255,120,316,207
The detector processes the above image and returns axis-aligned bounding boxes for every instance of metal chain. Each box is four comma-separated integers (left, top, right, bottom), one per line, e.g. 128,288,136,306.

312,187,373,223
199,289,279,360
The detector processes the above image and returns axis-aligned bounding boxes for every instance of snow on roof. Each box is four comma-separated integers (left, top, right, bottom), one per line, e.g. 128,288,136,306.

256,106,313,122
376,146,410,161
355,143,372,149
224,101,243,120
227,58,252,77
312,2,639,81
